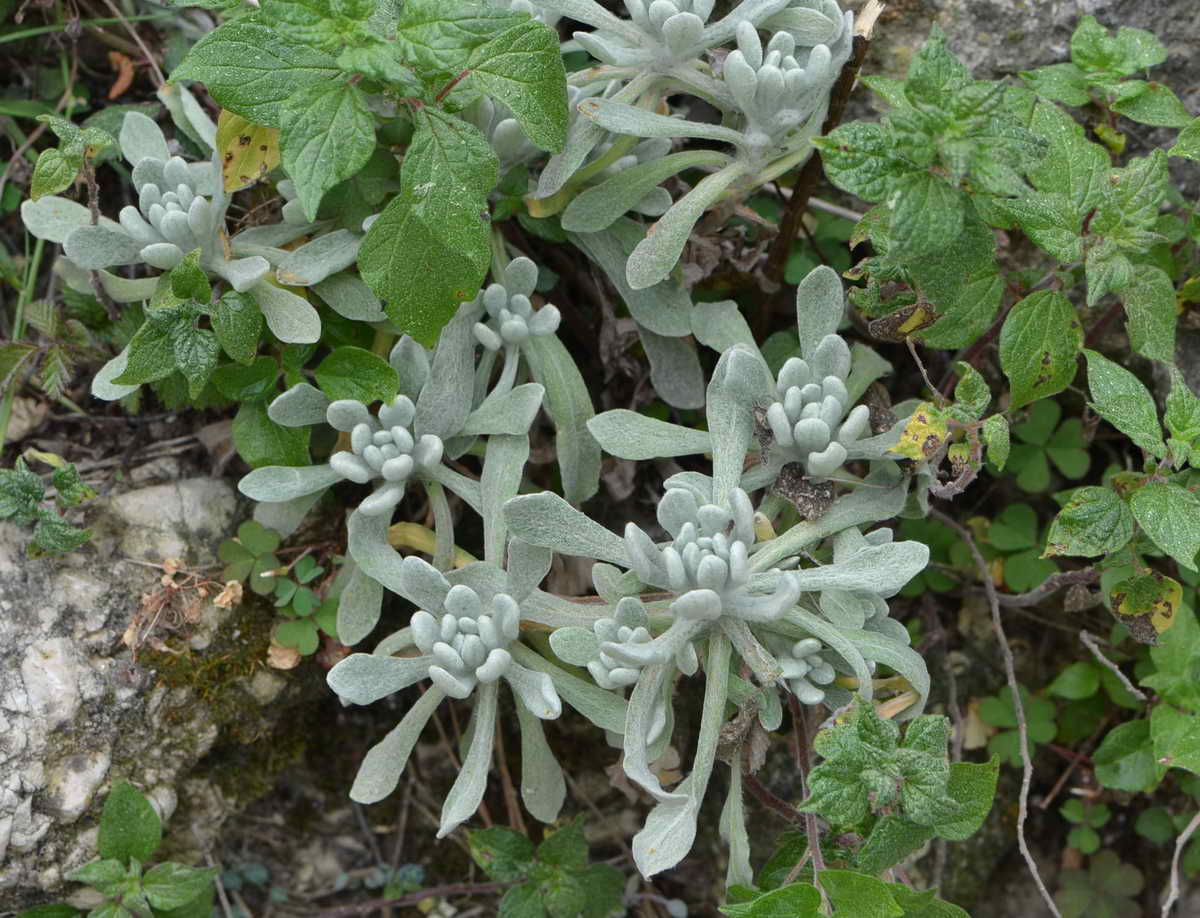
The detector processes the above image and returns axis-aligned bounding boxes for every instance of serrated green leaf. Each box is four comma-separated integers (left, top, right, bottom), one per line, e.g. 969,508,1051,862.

392,0,524,73
1130,482,1200,571
983,414,1010,470
469,826,533,882
31,147,82,201
313,346,399,404
212,356,278,402
98,780,162,864
1083,349,1165,457
169,322,220,399
359,107,497,345
1092,718,1162,792
52,463,96,507
468,19,566,153
950,362,989,420
1165,368,1200,447
169,250,211,303
0,342,39,396
279,81,375,221
1151,705,1200,776
142,863,217,910
1044,486,1133,558
1020,63,1091,106
888,173,964,259
719,883,822,917
258,0,373,54
1112,81,1192,127
1141,606,1200,710
170,17,342,127
815,121,923,203
998,290,1082,409
1170,118,1200,161
1123,264,1176,362
210,290,264,365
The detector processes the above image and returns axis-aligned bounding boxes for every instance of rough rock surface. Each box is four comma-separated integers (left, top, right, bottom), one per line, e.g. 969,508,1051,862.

0,478,300,906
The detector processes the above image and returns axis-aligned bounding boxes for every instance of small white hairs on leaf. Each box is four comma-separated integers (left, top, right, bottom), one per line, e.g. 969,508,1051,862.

411,585,523,698
326,395,445,516
765,336,869,478
471,257,562,350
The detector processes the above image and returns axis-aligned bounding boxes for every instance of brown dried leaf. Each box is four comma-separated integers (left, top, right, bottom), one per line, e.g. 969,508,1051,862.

108,51,134,100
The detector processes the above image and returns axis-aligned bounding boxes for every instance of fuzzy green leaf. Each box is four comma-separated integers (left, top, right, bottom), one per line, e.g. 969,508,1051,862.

999,290,1082,410
1044,486,1134,558
1130,481,1200,571
98,780,162,864
1083,349,1164,457
313,346,399,404
468,19,567,152
210,290,264,365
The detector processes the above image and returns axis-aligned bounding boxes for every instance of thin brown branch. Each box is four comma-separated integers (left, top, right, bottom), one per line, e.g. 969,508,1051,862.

1080,630,1147,702
995,569,1100,608
315,881,513,917
932,508,1061,917
741,771,805,825
1162,810,1200,917
1036,716,1111,812
762,12,875,286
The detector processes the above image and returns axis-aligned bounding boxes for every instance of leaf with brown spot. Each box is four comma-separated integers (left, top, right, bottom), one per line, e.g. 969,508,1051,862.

216,110,280,192
1110,571,1181,642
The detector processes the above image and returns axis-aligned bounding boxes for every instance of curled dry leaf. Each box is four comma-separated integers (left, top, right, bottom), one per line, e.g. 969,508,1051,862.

108,51,135,100
213,579,243,609
267,640,302,670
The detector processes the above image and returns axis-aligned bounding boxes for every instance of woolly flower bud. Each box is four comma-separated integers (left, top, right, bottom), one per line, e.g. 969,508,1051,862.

471,258,562,350
325,395,444,516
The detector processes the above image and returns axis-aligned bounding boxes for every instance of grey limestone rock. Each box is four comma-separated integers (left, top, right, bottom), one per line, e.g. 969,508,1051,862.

0,478,300,907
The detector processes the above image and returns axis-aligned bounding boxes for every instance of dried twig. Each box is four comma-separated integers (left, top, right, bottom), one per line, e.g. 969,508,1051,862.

932,508,1061,917
1080,630,1147,702
315,881,514,917
995,569,1100,608
1162,810,1200,916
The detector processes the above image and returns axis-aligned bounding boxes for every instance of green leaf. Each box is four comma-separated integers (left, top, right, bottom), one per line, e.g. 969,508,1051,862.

719,883,822,917
0,462,47,521
1142,607,1200,710
279,81,376,221
358,107,498,345
1020,63,1091,106
0,342,39,396
989,503,1039,552
983,414,1010,470
1123,264,1176,362
169,250,211,304
998,290,1082,410
212,356,278,402
1071,15,1164,77
68,858,128,895
1151,705,1200,776
1090,150,1169,254
1130,481,1200,571
15,907,82,918
1044,486,1134,558
52,463,96,507
1165,369,1200,446
238,520,282,556
232,399,311,468
468,826,535,882
98,780,162,864
115,314,182,387
210,291,264,365
1112,81,1193,127
934,758,999,840
170,17,342,127
468,19,567,153
169,322,220,399
815,121,922,202
258,0,373,54
312,346,399,404
1093,718,1163,792
888,172,963,258
577,865,625,918
537,816,588,870
1083,349,1165,457
822,870,903,917
141,863,217,910
275,618,319,653
30,512,91,555
903,26,970,104
856,814,934,875
1111,571,1183,637
1170,118,1200,161
1048,662,1101,700
31,147,82,201
498,882,547,918
393,0,523,73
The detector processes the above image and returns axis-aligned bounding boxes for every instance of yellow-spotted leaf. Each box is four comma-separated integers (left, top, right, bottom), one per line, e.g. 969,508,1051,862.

1112,572,1181,641
893,401,949,461
216,110,280,192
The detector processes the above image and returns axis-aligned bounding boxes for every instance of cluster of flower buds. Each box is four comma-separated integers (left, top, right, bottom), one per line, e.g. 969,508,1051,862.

625,487,802,624
764,634,837,704
573,0,717,67
410,585,524,698
120,156,218,270
585,597,672,743
326,395,445,516
471,257,561,350
764,335,870,479
723,22,837,148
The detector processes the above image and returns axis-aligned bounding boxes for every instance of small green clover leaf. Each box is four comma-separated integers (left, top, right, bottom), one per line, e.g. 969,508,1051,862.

1055,849,1144,918
1008,400,1090,493
1061,799,1111,854
218,521,283,595
978,684,1057,767
983,504,1059,593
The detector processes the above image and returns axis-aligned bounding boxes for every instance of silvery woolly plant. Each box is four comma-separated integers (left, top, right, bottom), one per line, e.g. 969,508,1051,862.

588,264,904,512
21,111,327,402
527,0,853,289
231,258,932,881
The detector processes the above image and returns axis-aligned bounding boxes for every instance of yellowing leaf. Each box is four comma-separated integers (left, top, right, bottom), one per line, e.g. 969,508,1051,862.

1112,572,1181,640
893,401,949,460
216,110,280,192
